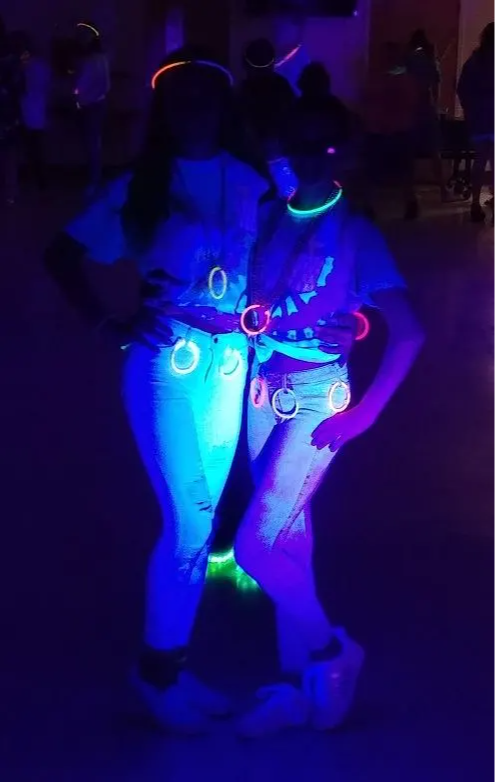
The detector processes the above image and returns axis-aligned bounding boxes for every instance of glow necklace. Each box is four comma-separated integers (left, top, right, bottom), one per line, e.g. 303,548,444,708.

287,185,343,218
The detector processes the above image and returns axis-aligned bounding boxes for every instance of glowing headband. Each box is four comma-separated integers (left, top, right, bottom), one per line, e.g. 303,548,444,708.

151,59,234,90
77,22,100,37
245,55,275,69
275,44,302,69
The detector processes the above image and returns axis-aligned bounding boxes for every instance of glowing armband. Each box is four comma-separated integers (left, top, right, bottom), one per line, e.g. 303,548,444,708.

354,311,370,341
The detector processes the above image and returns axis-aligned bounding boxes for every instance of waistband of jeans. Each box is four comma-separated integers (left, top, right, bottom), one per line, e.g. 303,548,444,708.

257,360,348,387
166,319,248,351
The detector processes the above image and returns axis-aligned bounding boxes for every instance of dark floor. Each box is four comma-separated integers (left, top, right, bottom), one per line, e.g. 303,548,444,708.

0,184,493,781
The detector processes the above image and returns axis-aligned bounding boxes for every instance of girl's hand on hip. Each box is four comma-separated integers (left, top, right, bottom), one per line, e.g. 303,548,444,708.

311,404,376,452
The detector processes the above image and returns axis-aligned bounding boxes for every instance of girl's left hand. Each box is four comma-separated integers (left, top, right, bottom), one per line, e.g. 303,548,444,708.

311,404,376,452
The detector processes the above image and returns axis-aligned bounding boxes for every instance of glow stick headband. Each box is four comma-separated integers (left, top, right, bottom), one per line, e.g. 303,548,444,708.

151,59,234,90
275,44,302,69
76,22,100,37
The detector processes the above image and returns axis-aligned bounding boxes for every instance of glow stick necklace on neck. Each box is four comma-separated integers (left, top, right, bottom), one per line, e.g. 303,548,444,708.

287,185,343,218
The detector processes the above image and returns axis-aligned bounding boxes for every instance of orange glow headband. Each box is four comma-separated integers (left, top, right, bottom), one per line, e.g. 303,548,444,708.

77,22,100,37
151,59,234,90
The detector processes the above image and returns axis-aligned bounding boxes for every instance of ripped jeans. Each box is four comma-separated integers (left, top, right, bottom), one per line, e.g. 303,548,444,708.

235,360,350,671
123,321,248,650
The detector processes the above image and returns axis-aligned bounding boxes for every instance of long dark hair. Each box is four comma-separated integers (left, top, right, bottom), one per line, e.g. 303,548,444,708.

121,46,272,255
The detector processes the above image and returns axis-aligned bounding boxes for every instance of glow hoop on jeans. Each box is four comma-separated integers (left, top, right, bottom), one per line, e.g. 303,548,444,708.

219,347,242,378
250,376,268,408
170,338,200,375
240,304,271,337
328,381,351,413
208,266,228,300
354,311,370,341
271,387,299,421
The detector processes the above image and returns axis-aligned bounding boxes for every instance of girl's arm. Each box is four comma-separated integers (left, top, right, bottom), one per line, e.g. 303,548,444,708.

353,287,424,423
312,287,424,450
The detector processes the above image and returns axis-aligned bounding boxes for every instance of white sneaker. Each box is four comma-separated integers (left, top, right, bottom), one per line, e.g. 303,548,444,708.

132,670,209,735
304,628,365,731
177,671,232,717
236,683,310,738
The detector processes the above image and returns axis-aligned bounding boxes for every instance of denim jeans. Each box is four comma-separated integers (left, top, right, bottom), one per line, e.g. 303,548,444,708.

123,321,248,650
235,361,350,668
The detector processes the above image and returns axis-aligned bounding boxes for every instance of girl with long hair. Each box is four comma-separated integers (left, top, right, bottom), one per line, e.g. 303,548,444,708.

44,48,269,734
233,103,424,736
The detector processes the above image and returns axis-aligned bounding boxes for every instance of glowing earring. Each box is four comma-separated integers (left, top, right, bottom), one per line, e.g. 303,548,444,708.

76,22,100,37
328,380,351,413
170,338,200,375
271,387,299,421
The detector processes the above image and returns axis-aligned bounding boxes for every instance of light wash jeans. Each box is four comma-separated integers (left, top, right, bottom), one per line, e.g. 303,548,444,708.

235,360,350,671
123,321,248,650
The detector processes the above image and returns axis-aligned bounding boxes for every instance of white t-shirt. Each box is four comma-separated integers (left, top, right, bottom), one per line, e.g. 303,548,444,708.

65,153,269,316
21,57,50,130
254,196,406,363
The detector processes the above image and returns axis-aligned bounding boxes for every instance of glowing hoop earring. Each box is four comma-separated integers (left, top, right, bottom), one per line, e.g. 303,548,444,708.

245,56,275,69
240,304,271,337
76,22,100,37
170,338,200,375
271,387,299,421
220,348,242,379
208,266,228,300
151,60,234,89
354,311,370,341
250,376,268,408
328,381,351,414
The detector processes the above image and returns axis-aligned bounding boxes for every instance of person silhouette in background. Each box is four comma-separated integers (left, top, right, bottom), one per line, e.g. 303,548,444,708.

457,22,494,223
238,37,296,196
11,32,51,191
73,22,110,195
406,29,447,209
364,42,418,218
0,20,24,205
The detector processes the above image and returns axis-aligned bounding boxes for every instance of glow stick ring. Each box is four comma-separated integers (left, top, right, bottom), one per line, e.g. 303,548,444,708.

170,338,200,375
151,60,234,89
328,381,351,414
76,22,100,37
208,266,228,300
219,347,242,379
240,304,271,337
354,311,370,341
271,387,299,421
250,376,268,408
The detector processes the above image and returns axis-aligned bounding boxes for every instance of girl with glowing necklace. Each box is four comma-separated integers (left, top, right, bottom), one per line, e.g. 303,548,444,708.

44,48,269,734
233,103,424,737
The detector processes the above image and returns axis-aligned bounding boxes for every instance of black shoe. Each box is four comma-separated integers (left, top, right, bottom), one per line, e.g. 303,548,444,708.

470,204,486,223
404,200,419,220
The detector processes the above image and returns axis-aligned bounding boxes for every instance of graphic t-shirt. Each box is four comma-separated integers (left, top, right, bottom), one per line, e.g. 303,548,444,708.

253,196,406,363
65,153,268,317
